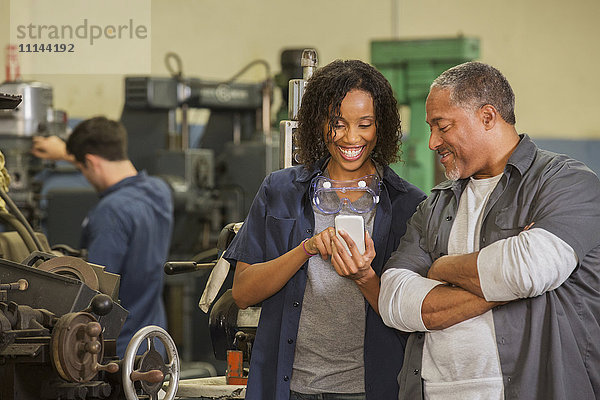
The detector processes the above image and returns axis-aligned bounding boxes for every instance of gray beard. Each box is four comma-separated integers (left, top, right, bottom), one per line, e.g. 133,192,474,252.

444,160,461,181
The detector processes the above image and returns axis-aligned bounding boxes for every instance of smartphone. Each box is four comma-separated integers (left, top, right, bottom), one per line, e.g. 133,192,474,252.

334,215,366,255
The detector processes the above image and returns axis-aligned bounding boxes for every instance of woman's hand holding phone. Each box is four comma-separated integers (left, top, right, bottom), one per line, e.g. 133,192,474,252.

331,215,376,282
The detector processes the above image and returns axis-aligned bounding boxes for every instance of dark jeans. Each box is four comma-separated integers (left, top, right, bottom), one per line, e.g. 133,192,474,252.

289,391,366,400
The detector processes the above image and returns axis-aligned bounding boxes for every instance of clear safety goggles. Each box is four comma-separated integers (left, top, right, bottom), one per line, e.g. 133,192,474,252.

311,174,381,214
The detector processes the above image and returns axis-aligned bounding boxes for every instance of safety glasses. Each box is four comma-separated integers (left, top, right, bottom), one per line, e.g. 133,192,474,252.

311,174,381,214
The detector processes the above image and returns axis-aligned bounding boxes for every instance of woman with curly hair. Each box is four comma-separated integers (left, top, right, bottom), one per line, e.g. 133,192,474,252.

226,59,426,400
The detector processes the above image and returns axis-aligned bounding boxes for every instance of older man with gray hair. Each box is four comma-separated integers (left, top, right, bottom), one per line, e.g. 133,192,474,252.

379,62,600,400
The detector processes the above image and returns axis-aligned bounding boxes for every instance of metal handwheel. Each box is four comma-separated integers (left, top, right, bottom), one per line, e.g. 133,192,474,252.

122,325,180,400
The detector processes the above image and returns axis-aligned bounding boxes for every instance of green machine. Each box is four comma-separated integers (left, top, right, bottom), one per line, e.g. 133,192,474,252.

371,37,480,192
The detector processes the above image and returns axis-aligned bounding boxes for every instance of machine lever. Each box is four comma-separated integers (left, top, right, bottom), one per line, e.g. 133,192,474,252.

163,261,216,275
84,294,114,316
96,362,119,374
130,369,164,383
0,279,28,291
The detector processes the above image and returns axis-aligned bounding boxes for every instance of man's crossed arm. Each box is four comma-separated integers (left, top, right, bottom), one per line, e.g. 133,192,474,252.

380,229,577,331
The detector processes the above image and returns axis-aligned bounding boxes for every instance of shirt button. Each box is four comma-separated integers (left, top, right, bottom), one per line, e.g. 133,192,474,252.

293,301,299,307
446,216,453,221
413,369,419,375
288,338,294,344
417,334,424,339
284,375,289,381
482,237,487,243
306,229,312,234
507,376,512,383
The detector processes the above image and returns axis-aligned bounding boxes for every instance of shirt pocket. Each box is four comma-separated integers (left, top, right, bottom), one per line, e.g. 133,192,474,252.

419,231,443,262
265,215,296,260
493,205,530,240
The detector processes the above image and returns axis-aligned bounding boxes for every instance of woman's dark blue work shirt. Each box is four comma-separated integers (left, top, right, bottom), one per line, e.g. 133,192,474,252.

225,159,426,400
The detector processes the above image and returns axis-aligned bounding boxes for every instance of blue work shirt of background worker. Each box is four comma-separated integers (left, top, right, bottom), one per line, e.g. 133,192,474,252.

224,157,426,400
81,170,173,357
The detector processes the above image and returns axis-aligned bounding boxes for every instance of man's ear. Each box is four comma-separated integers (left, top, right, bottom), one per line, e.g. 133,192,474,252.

84,153,101,169
480,104,497,131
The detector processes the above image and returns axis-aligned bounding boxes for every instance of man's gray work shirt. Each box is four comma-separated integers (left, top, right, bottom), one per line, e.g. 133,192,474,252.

383,134,600,400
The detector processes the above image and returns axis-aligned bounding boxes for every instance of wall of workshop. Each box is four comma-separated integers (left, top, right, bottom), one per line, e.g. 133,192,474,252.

1,0,599,141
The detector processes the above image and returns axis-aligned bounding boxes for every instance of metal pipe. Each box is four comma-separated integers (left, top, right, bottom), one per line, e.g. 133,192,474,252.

262,79,273,176
181,103,189,151
301,49,318,80
0,188,43,251
0,210,38,254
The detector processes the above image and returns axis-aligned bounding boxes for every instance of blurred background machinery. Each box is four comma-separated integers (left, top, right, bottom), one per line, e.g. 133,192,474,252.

0,92,181,400
0,48,311,373
121,52,277,260
0,80,69,227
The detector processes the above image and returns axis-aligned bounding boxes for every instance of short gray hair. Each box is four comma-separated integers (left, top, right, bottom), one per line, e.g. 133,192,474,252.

431,61,516,125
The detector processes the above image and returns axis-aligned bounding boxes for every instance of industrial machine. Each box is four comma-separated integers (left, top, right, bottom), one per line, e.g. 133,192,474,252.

0,80,68,228
279,48,318,169
123,49,309,256
0,254,181,400
163,224,255,399
120,52,277,260
0,93,180,400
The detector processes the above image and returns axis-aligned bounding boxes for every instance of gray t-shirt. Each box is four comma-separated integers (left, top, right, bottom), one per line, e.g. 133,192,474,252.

291,192,375,394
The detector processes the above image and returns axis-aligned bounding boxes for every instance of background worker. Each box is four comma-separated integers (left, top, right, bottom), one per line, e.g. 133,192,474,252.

32,116,174,357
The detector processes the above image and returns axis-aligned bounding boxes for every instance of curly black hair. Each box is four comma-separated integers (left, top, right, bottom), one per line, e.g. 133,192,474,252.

295,59,401,170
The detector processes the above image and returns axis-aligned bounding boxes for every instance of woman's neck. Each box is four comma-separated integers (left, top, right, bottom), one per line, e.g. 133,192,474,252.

326,159,376,181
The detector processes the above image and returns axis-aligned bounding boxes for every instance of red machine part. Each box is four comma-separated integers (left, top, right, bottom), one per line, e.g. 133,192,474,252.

226,350,248,385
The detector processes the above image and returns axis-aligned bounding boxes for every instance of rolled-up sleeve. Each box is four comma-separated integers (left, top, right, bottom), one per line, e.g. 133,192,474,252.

478,228,577,301
379,199,439,332
379,268,443,332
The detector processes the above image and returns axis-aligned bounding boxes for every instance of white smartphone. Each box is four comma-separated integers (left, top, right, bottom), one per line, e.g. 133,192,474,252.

334,215,366,255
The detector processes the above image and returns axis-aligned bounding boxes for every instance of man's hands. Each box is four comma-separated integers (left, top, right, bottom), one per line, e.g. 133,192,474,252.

422,253,508,329
427,222,536,295
31,136,73,162
427,253,484,298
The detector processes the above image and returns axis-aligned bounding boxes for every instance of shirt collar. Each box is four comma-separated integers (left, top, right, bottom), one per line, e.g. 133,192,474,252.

432,133,536,193
505,134,537,176
296,157,409,193
99,170,146,198
297,157,328,183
